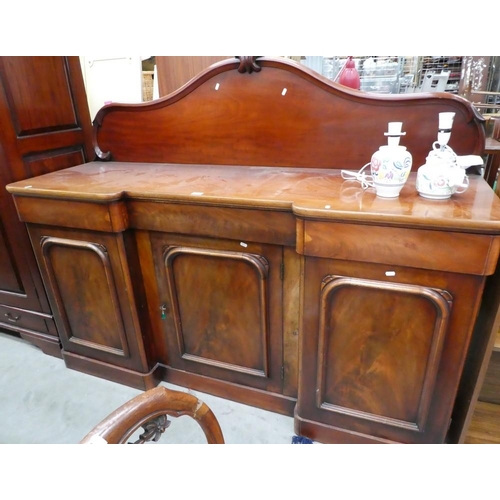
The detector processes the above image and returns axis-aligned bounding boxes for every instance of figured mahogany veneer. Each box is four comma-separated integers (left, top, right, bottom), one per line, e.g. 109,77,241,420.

92,57,485,172
6,56,500,443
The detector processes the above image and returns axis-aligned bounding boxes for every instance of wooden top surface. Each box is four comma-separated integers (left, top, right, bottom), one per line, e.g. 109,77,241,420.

7,161,500,233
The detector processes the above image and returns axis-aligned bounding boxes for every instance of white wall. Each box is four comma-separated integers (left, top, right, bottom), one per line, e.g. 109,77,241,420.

79,56,143,120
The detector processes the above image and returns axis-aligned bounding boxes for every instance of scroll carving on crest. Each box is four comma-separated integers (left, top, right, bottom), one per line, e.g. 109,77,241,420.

237,56,262,74
92,115,112,161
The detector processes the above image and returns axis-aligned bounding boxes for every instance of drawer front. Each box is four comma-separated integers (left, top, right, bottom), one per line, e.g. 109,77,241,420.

0,304,55,335
129,201,296,246
298,220,500,276
16,198,128,233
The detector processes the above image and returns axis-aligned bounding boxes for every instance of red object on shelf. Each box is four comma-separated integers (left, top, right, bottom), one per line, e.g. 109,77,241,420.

338,56,360,90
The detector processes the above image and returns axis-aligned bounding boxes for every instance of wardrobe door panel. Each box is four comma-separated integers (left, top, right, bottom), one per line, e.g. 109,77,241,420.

0,56,93,353
1,56,78,135
0,221,23,295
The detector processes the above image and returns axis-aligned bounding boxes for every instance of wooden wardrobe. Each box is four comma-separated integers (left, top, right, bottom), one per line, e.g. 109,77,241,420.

0,57,94,355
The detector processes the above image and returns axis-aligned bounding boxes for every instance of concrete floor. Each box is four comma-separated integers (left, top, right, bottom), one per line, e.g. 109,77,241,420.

0,331,296,444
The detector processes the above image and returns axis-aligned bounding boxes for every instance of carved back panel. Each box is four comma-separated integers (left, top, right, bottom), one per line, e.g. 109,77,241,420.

94,56,485,172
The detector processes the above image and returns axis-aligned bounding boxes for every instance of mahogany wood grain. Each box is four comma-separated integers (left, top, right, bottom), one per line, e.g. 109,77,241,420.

27,225,150,373
64,351,160,391
38,236,132,363
317,277,450,429
0,147,50,313
0,307,61,358
282,247,300,398
14,198,128,232
297,257,486,443
0,56,93,354
300,221,500,276
8,163,500,234
0,223,22,293
165,248,270,376
156,56,230,97
1,57,79,135
0,304,54,333
134,230,170,365
93,57,485,173
150,232,284,395
17,330,62,358
8,160,500,442
128,201,296,246
162,365,297,417
6,57,500,444
23,147,86,178
0,57,93,183
449,258,500,443
294,415,398,444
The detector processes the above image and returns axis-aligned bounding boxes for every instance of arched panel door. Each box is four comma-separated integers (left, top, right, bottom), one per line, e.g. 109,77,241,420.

316,275,450,433
151,233,284,396
296,256,486,444
29,227,149,375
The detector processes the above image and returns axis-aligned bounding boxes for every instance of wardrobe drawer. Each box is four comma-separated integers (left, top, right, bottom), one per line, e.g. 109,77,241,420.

0,304,54,335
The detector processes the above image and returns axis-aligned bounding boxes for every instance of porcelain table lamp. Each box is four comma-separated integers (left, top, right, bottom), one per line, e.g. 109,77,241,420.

370,122,413,198
416,112,473,200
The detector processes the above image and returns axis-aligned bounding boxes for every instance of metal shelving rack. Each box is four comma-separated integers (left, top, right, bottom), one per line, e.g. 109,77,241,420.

321,56,406,94
416,56,463,94
299,56,464,95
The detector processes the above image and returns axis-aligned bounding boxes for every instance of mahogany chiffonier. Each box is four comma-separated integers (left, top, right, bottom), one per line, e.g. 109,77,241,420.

7,56,500,444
